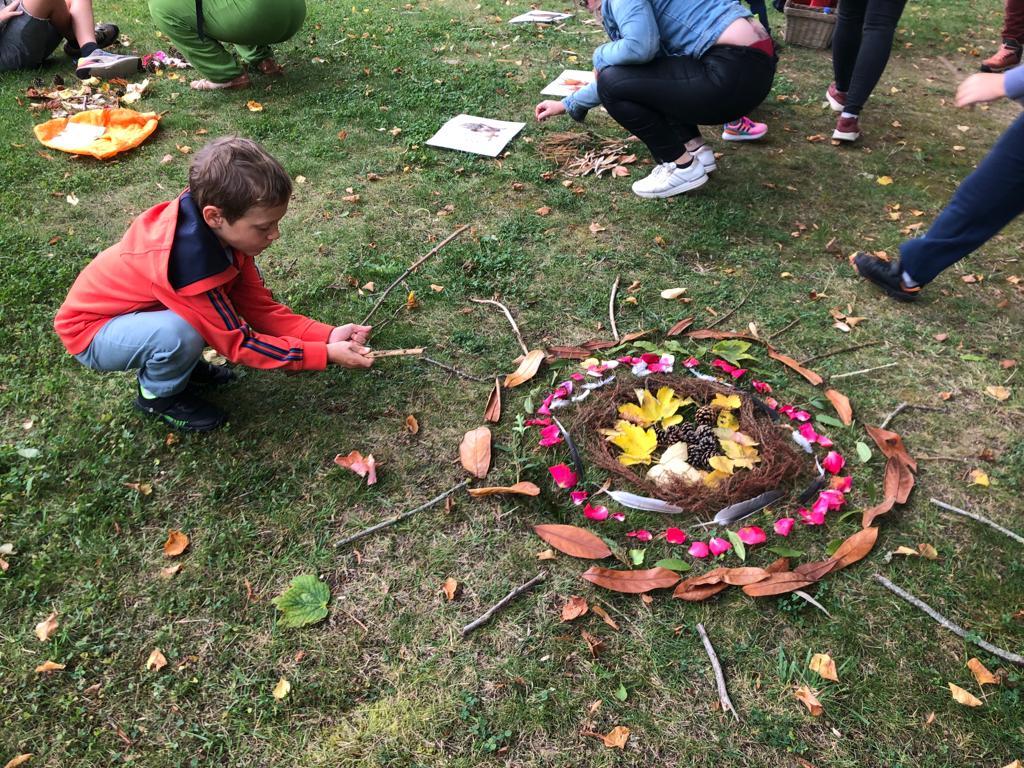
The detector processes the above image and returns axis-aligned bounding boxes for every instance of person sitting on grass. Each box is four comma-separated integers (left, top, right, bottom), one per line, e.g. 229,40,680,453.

54,136,374,432
853,70,1024,301
534,0,777,199
0,0,139,77
147,0,304,90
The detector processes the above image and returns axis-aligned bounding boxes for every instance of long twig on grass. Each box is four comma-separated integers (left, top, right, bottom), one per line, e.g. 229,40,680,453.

879,401,946,429
829,361,898,381
873,574,1024,666
460,572,547,637
766,317,801,341
361,224,470,324
930,498,1024,545
707,286,755,330
696,623,740,721
799,340,880,365
368,347,425,358
421,356,489,383
608,276,620,343
334,481,469,548
470,298,529,356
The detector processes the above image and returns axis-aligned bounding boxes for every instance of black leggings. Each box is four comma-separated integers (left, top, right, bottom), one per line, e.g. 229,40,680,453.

832,0,908,114
596,44,776,163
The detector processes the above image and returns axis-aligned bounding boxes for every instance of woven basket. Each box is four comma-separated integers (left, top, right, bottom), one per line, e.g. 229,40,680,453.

783,1,837,49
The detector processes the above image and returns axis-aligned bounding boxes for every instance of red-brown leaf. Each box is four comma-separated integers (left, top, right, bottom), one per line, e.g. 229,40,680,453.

673,581,730,601
767,348,824,386
666,317,695,336
483,380,502,423
742,571,817,597
504,349,545,388
722,567,773,586
863,425,918,472
546,345,592,360
824,388,853,426
459,427,492,478
534,524,612,559
467,481,540,497
794,558,842,581
582,566,680,594
830,525,879,568
861,494,896,529
686,329,759,342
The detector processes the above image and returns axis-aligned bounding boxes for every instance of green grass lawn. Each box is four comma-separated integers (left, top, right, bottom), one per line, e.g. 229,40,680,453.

1,0,1022,765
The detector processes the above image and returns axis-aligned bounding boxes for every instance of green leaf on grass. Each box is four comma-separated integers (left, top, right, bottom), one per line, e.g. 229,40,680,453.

628,548,646,566
712,340,757,366
815,414,845,429
767,546,804,558
615,683,628,701
654,558,692,572
726,530,746,562
960,354,986,362
826,539,843,557
856,441,872,463
17,448,40,459
271,574,330,628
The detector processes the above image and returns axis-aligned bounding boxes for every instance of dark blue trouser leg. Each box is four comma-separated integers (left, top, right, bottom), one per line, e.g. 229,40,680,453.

900,111,1024,285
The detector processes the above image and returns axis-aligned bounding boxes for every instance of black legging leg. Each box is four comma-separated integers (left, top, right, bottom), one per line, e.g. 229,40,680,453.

832,0,908,114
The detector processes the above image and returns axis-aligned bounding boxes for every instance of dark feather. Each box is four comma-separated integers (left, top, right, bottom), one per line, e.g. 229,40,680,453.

553,417,585,482
711,489,784,526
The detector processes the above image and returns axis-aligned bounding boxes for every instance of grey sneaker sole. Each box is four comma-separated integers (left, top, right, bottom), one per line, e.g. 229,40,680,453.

77,55,141,79
832,127,861,142
826,90,845,112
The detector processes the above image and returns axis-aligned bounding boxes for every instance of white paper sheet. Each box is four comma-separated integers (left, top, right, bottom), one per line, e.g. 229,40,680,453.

426,114,526,157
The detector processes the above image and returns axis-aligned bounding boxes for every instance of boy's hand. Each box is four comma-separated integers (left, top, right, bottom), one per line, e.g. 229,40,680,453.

0,4,23,20
327,340,374,368
535,100,566,121
329,323,372,344
956,73,1006,107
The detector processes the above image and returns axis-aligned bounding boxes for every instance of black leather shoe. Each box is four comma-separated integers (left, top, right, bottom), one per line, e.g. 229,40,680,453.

64,23,120,58
852,252,921,303
134,388,227,432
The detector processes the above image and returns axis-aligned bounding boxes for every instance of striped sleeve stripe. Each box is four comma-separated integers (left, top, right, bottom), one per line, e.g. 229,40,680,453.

242,338,304,362
207,290,237,330
213,288,244,328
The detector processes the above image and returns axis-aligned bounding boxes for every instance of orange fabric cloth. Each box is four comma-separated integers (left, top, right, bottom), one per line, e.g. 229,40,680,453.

34,108,159,159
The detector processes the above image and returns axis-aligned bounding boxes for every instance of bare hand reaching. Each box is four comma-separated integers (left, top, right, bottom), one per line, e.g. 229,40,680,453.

329,323,372,344
327,340,374,368
535,100,567,121
956,73,1007,107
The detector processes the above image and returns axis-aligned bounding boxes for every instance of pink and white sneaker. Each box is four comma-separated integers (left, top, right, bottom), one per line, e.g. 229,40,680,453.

721,116,767,142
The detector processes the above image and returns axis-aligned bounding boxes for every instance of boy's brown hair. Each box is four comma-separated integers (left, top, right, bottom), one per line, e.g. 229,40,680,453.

188,136,292,222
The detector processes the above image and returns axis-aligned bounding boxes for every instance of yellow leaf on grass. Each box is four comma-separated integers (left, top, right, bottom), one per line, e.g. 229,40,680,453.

968,469,990,487
607,421,658,466
985,385,1011,401
146,648,167,672
892,545,919,557
967,658,1000,686
34,660,65,673
877,175,894,186
711,393,741,410
917,543,939,560
272,677,291,700
809,653,839,682
948,682,982,707
163,530,189,558
602,725,630,749
246,100,264,112
708,455,735,475
794,685,824,716
504,349,545,388
34,611,58,642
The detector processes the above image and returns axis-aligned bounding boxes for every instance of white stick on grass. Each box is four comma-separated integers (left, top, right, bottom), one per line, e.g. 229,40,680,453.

697,622,740,721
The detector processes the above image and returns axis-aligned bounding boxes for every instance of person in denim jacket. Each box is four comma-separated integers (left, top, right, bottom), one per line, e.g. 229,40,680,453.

535,0,776,199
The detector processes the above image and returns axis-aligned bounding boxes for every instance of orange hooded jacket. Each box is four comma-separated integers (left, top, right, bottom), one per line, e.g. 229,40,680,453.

54,192,331,370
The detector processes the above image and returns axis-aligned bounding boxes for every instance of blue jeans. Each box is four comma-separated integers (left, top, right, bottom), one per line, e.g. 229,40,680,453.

74,310,205,397
900,112,1024,286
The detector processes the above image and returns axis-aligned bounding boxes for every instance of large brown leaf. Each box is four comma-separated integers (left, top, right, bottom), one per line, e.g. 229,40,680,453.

467,481,540,497
673,581,730,601
582,566,680,594
163,530,189,558
794,558,842,582
666,316,694,336
459,427,491,478
722,567,773,586
824,388,853,426
767,348,824,386
504,349,545,388
830,526,879,568
861,495,896,529
863,425,918,472
534,524,612,559
483,379,502,423
742,572,817,597
546,345,592,360
686,329,758,342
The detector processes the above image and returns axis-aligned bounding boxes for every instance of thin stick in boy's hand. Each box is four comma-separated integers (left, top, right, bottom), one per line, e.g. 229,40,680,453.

368,347,426,358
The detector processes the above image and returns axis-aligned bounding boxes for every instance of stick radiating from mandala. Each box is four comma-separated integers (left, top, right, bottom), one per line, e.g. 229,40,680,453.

697,623,740,721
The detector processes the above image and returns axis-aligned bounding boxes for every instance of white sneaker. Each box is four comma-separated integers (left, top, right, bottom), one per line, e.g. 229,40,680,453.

690,144,717,173
631,161,708,199
76,49,141,80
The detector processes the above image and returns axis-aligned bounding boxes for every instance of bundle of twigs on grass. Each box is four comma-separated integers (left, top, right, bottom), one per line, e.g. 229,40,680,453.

563,373,809,518
537,131,639,178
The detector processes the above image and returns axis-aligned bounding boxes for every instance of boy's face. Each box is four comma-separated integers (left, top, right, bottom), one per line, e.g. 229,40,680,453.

203,201,289,256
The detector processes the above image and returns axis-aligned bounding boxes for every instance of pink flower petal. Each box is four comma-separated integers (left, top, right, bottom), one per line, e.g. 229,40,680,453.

525,417,552,427
822,450,845,474
798,422,819,442
831,476,853,493
538,424,563,447
712,359,737,374
584,503,610,521
792,410,811,422
752,380,772,394
730,368,748,379
665,527,688,545
570,490,589,505
737,526,767,545
708,537,732,556
799,506,826,525
570,372,586,381
816,434,834,448
774,517,795,537
819,489,846,510
779,404,795,417
688,541,710,558
548,464,578,489
611,512,626,522
765,397,779,410
640,353,661,364
626,529,653,543
684,357,700,368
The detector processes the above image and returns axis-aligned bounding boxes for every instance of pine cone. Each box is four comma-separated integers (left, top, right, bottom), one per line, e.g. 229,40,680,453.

687,424,721,470
695,404,715,426
664,422,696,446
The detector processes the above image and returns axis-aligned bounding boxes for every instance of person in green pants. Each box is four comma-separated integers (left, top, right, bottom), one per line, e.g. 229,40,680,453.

148,0,305,90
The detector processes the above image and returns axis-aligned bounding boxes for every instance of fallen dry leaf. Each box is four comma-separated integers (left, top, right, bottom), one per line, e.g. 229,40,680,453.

588,221,607,234
602,725,630,749
34,660,65,673
591,603,619,630
582,566,680,594
892,545,919,557
809,653,839,682
660,287,687,300
246,100,263,112
483,379,502,423
581,629,605,657
917,543,939,560
968,468,990,487
159,153,173,165
272,677,291,700
561,596,589,621
536,549,556,560
794,685,824,716
876,175,894,186
967,658,1000,686
3,756,33,768
535,524,612,560
535,206,552,216
467,481,540,497
66,192,79,206
985,385,1011,402
334,450,378,485
405,414,419,434
934,333,948,342
159,563,182,579
146,648,167,672
459,427,491,478
948,682,982,707
163,530,189,558
824,388,853,426
441,577,459,602
34,611,58,642
504,349,545,388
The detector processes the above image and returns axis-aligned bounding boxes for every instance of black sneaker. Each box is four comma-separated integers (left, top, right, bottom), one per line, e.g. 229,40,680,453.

64,24,120,59
134,389,227,432
188,361,237,387
851,252,921,302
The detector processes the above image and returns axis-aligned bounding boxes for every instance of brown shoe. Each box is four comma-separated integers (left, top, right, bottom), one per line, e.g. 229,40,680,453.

980,39,1022,72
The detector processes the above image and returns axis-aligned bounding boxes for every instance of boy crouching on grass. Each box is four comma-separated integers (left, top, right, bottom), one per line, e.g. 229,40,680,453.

54,136,374,432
